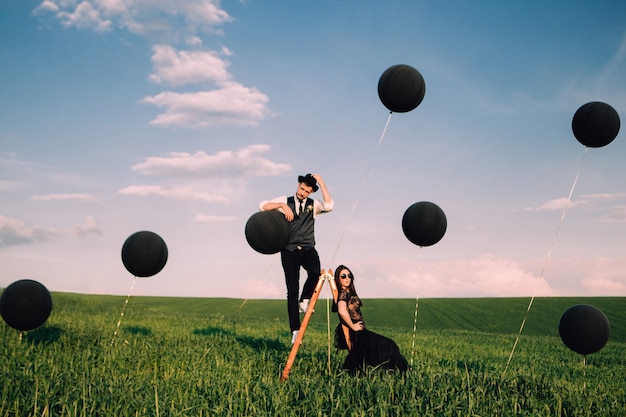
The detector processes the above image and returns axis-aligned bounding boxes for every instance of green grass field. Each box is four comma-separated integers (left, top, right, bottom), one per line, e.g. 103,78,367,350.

1,292,625,416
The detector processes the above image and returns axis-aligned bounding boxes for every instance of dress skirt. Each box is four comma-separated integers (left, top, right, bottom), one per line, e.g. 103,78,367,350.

343,329,408,374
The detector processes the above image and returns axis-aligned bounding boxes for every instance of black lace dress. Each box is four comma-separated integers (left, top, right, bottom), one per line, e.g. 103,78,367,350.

337,289,408,374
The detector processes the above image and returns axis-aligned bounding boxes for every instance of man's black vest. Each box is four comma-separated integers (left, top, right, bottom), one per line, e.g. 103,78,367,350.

285,196,315,251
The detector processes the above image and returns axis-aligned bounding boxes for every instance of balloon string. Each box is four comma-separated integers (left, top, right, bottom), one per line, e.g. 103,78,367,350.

539,147,588,279
350,112,392,216
324,112,392,366
326,285,332,376
410,247,423,370
331,112,393,265
502,147,588,377
237,256,278,311
112,276,137,345
582,354,587,391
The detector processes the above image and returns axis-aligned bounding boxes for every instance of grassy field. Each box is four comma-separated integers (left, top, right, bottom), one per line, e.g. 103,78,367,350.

1,292,625,416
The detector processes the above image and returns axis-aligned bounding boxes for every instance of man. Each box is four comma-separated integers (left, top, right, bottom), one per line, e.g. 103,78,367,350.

259,173,334,344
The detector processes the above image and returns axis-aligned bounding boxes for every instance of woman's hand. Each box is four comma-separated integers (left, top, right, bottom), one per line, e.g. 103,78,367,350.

352,321,364,331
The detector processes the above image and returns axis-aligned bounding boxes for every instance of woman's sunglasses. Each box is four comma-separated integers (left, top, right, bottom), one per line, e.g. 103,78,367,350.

340,273,353,279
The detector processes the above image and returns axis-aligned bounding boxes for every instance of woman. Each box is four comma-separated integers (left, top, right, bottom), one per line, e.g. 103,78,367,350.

333,265,408,374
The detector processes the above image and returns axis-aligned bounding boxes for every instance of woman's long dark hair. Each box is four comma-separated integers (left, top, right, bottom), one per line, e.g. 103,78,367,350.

332,265,358,312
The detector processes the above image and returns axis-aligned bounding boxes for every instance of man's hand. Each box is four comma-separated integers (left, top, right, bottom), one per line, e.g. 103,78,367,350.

261,201,295,221
311,173,332,204
282,203,295,221
311,173,324,185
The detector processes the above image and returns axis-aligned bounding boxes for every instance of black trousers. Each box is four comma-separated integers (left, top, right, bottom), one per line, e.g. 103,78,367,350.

281,247,320,332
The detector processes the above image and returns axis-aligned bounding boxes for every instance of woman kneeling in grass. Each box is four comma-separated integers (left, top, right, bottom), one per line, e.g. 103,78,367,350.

333,265,408,375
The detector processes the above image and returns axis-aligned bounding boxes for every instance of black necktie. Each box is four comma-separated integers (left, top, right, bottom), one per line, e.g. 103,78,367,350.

298,200,303,216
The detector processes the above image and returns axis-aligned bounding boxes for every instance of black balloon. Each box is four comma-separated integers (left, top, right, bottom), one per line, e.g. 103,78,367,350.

378,64,426,113
0,279,53,331
402,201,447,247
559,304,610,355
121,231,168,277
245,210,290,254
572,101,620,148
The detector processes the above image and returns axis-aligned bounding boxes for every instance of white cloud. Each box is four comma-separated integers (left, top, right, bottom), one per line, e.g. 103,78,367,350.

118,184,229,203
141,85,273,127
598,206,626,223
32,0,59,13
461,254,555,297
132,145,290,178
240,276,283,299
33,0,232,37
357,254,555,298
96,0,127,15
582,276,626,294
59,1,112,32
148,45,231,87
580,192,626,202
185,35,203,47
525,193,626,222
0,215,53,246
580,194,626,223
0,180,23,192
525,197,583,212
72,215,102,237
193,214,238,223
0,154,39,177
0,215,101,247
33,1,270,128
579,257,626,295
119,145,289,207
33,0,112,32
176,0,233,32
31,193,99,202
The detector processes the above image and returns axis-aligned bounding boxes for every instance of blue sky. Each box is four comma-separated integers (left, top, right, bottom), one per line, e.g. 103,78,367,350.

1,0,625,300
